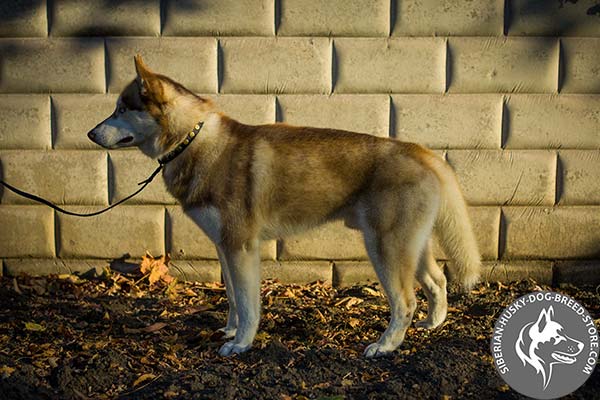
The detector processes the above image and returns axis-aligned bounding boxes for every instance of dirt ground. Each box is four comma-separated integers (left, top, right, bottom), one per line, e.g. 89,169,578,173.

0,263,598,400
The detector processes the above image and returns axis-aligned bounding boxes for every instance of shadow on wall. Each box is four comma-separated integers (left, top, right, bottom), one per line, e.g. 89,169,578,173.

508,0,600,34
0,0,44,25
1,0,599,35
0,0,203,36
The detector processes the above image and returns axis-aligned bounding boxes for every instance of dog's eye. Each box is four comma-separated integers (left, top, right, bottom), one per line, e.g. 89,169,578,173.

553,336,564,344
118,107,126,114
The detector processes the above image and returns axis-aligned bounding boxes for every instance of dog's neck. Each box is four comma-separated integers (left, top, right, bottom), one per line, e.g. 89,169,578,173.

157,95,216,155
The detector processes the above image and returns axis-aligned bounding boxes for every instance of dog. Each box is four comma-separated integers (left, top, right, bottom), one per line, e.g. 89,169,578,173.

515,306,584,389
88,55,481,357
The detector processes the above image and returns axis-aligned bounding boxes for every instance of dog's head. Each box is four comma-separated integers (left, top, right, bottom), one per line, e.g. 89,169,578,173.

87,55,212,156
515,306,584,389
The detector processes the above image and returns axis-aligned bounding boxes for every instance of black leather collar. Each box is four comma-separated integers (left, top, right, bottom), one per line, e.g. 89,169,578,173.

158,121,204,165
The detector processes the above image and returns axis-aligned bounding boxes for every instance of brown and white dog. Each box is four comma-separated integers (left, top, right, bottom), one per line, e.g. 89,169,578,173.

88,55,481,357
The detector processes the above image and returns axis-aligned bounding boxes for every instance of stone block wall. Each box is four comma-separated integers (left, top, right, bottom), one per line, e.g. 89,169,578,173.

1,0,599,286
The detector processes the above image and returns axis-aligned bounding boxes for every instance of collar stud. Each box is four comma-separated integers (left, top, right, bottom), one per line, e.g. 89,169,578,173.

158,121,203,165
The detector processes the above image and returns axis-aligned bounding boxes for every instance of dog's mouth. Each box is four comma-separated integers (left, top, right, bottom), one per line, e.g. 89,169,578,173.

117,136,134,145
552,351,577,364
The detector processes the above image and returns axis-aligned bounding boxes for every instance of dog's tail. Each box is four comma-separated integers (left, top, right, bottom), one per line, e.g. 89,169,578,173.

431,156,481,291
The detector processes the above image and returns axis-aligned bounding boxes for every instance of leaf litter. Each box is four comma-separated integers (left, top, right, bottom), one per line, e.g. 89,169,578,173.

0,257,597,399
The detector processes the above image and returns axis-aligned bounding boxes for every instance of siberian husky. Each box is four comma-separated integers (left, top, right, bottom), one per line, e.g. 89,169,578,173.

88,55,481,357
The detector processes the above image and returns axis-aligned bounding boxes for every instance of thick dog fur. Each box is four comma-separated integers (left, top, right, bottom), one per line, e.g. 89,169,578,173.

88,55,481,357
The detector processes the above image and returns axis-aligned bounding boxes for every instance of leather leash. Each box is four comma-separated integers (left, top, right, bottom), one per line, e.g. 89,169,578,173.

0,122,203,217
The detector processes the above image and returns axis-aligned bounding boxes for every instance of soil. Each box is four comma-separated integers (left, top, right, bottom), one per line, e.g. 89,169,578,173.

0,268,598,400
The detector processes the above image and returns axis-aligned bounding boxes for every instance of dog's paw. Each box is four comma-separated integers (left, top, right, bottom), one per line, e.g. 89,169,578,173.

218,326,237,339
363,342,395,358
218,341,251,357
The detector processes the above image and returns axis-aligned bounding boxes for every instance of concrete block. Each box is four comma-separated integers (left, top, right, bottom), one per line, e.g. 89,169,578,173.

220,38,331,94
334,38,445,94
57,206,165,259
482,261,553,285
109,151,175,205
168,260,221,283
393,0,504,36
433,207,500,261
554,260,600,286
0,0,47,37
333,261,377,287
0,38,105,93
53,94,117,149
507,0,600,37
392,94,502,149
277,95,389,136
561,38,600,94
166,206,276,260
0,150,108,205
278,0,389,36
447,37,559,93
262,261,332,284
3,259,107,277
166,206,217,259
0,206,54,258
0,95,51,149
205,95,275,125
162,0,274,36
558,150,600,205
503,206,600,259
50,0,160,36
106,38,217,94
446,150,557,206
280,221,366,261
504,94,600,149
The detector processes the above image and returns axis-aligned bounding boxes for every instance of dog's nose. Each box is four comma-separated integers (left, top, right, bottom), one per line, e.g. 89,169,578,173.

88,130,96,140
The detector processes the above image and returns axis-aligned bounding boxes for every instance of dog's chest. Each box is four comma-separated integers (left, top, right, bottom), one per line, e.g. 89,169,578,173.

183,206,222,244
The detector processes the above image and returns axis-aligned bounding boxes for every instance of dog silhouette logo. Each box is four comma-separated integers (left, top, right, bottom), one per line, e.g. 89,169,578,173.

491,292,598,399
515,306,584,390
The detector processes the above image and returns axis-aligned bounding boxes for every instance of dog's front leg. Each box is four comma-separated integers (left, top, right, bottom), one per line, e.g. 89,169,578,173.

216,247,237,338
218,239,261,357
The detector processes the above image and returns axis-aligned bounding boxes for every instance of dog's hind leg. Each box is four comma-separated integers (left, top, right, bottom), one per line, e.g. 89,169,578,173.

217,247,237,339
362,226,419,358
361,180,438,357
415,241,447,329
218,239,261,357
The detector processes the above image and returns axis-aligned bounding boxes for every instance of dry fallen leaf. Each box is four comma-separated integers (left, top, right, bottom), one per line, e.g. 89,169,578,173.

497,384,510,392
124,322,168,334
139,253,174,286
187,305,213,314
348,318,361,328
335,297,364,309
24,322,45,332
362,287,382,297
163,390,179,399
144,322,168,333
133,373,157,387
0,365,15,377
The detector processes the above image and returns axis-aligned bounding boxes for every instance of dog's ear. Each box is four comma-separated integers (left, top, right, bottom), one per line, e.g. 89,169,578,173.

134,54,160,99
535,307,552,333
